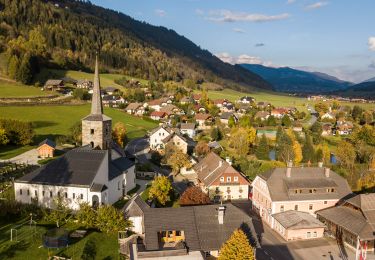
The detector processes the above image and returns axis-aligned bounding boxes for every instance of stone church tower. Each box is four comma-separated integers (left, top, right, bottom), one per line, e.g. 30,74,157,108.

82,56,112,150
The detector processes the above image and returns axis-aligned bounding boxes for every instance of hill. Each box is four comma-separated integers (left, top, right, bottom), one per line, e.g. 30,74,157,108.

240,64,351,93
338,81,375,98
0,0,270,91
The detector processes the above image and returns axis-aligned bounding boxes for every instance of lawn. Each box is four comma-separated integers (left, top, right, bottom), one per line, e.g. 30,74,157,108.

200,89,375,111
0,80,51,98
0,218,119,260
0,104,158,159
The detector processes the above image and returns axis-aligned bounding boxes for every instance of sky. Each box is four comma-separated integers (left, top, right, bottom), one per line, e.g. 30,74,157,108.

91,0,375,83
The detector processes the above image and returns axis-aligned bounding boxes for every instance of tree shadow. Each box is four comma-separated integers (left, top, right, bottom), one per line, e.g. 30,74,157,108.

0,240,29,259
32,121,58,129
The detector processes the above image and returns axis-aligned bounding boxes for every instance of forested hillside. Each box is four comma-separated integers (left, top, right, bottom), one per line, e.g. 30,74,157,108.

0,0,270,90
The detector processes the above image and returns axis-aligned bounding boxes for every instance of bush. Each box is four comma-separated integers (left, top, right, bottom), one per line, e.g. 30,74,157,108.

81,238,96,260
0,119,34,145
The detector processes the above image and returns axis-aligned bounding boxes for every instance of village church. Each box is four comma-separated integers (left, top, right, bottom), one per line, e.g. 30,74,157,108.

14,57,136,210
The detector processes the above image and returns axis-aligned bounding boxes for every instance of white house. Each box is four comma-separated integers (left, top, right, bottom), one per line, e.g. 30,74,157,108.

180,123,196,138
149,126,172,150
321,112,335,120
14,57,136,210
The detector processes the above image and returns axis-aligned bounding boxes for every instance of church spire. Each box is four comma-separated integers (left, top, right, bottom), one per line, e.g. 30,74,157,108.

91,55,103,115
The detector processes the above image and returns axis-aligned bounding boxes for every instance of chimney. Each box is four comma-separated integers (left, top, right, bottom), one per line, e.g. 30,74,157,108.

218,206,226,224
318,162,323,168
324,167,330,178
286,160,292,178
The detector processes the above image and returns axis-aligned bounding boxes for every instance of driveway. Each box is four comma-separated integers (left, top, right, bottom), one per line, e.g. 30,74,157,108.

1,149,40,165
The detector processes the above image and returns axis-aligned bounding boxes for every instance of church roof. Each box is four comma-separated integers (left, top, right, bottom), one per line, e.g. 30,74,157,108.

91,56,103,115
16,149,108,187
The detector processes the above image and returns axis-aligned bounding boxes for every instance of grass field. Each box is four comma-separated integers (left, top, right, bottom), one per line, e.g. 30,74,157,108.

0,80,51,98
0,104,158,159
200,88,375,111
0,218,119,259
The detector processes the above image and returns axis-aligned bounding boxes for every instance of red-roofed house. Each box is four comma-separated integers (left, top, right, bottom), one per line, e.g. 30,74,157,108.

150,111,167,121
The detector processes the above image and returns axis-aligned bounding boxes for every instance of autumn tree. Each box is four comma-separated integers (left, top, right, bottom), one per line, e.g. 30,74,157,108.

112,122,127,147
148,176,173,206
281,115,292,127
292,140,303,165
165,145,191,174
302,133,315,163
76,203,97,229
316,143,330,165
219,229,255,260
211,127,222,141
96,205,131,233
228,116,236,128
336,141,356,171
229,128,250,156
179,186,211,206
0,128,9,146
255,134,269,160
195,141,210,157
276,131,294,163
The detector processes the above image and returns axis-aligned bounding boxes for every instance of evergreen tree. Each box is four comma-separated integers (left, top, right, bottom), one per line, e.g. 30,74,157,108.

281,115,292,127
219,229,255,260
302,133,315,163
16,53,33,84
267,115,277,126
255,134,269,160
211,127,222,141
7,55,19,79
276,126,283,143
276,131,294,163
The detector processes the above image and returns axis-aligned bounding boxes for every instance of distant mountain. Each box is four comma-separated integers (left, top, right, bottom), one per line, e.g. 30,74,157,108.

339,81,375,99
363,77,375,83
240,64,352,93
0,0,271,90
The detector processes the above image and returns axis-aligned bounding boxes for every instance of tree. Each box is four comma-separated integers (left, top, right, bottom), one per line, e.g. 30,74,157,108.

255,134,269,160
148,176,173,206
69,121,82,146
0,128,9,146
302,133,315,163
239,115,252,128
0,119,34,145
96,205,130,233
73,88,90,100
336,141,356,171
281,115,292,127
211,127,222,141
292,141,303,164
316,143,330,164
352,105,364,121
229,128,250,156
245,127,257,145
195,141,210,157
166,147,191,174
314,102,329,114
7,55,19,79
218,229,255,260
266,115,277,126
76,203,97,229
179,186,211,206
276,132,294,163
43,196,71,227
276,126,283,143
16,53,33,84
228,116,236,128
112,122,127,148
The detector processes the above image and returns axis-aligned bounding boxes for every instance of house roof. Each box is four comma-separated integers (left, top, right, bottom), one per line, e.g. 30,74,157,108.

126,196,150,217
258,167,352,202
90,183,108,192
149,126,172,136
150,111,167,118
38,139,56,149
240,96,254,102
105,87,119,92
195,113,211,121
16,149,108,187
82,114,112,121
45,79,63,86
255,111,269,119
193,152,247,186
110,157,135,180
180,123,196,130
220,112,234,120
128,198,255,252
317,198,375,240
125,102,142,111
273,210,325,230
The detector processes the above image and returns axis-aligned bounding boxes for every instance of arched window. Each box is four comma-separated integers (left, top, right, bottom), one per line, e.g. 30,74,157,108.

90,142,94,148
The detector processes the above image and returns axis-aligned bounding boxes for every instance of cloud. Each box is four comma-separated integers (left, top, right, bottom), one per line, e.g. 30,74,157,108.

369,61,375,69
255,43,265,47
287,0,296,4
195,9,204,15
305,2,329,10
155,9,166,17
215,52,273,66
207,10,290,23
369,37,375,51
233,28,245,33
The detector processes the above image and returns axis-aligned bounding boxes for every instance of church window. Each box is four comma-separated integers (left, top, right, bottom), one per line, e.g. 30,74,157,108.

80,194,83,199
50,191,53,197
91,129,95,134
34,190,38,197
73,193,75,199
27,190,30,196
19,189,22,195
42,191,45,197
64,192,68,198
57,192,61,197
309,204,313,210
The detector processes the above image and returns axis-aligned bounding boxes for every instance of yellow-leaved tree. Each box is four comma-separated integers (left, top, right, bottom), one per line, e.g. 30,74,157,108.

292,141,303,165
219,229,255,260
112,122,127,148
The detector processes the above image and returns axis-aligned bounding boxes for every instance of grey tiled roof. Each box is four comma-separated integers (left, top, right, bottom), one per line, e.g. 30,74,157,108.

16,149,108,187
180,123,196,130
38,138,56,149
82,114,112,121
90,183,108,192
273,210,325,230
126,196,150,217
258,167,352,202
131,199,254,252
110,157,134,180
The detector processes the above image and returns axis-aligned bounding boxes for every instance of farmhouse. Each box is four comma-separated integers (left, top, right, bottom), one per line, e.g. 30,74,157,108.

180,123,196,138
251,164,352,241
125,103,143,115
195,113,213,129
44,79,64,91
194,152,250,201
238,96,255,104
76,79,93,89
150,111,167,121
14,58,136,210
124,196,256,258
149,126,173,150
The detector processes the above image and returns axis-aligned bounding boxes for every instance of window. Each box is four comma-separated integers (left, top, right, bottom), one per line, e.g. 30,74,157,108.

294,205,298,211
34,190,38,196
58,192,61,197
280,205,284,212
309,189,313,193
331,188,335,192
64,192,68,198
309,204,313,210
295,189,298,194
42,191,45,197
324,201,327,204
50,191,53,198
227,177,231,182
313,231,317,238
27,190,30,196
307,232,311,238
19,189,22,195
91,129,94,134
220,177,224,182
80,194,83,199
73,193,76,199
234,176,238,182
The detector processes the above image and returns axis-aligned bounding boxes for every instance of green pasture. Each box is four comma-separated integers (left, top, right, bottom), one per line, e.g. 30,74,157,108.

0,80,50,98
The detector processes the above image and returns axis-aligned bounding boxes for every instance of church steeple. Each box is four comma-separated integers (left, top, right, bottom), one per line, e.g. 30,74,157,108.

91,55,103,115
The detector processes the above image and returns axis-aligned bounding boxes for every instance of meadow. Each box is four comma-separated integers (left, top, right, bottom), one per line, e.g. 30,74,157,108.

0,80,50,98
0,104,158,159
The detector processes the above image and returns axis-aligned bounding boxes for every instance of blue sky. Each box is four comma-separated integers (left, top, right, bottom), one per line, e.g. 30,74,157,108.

91,0,375,83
